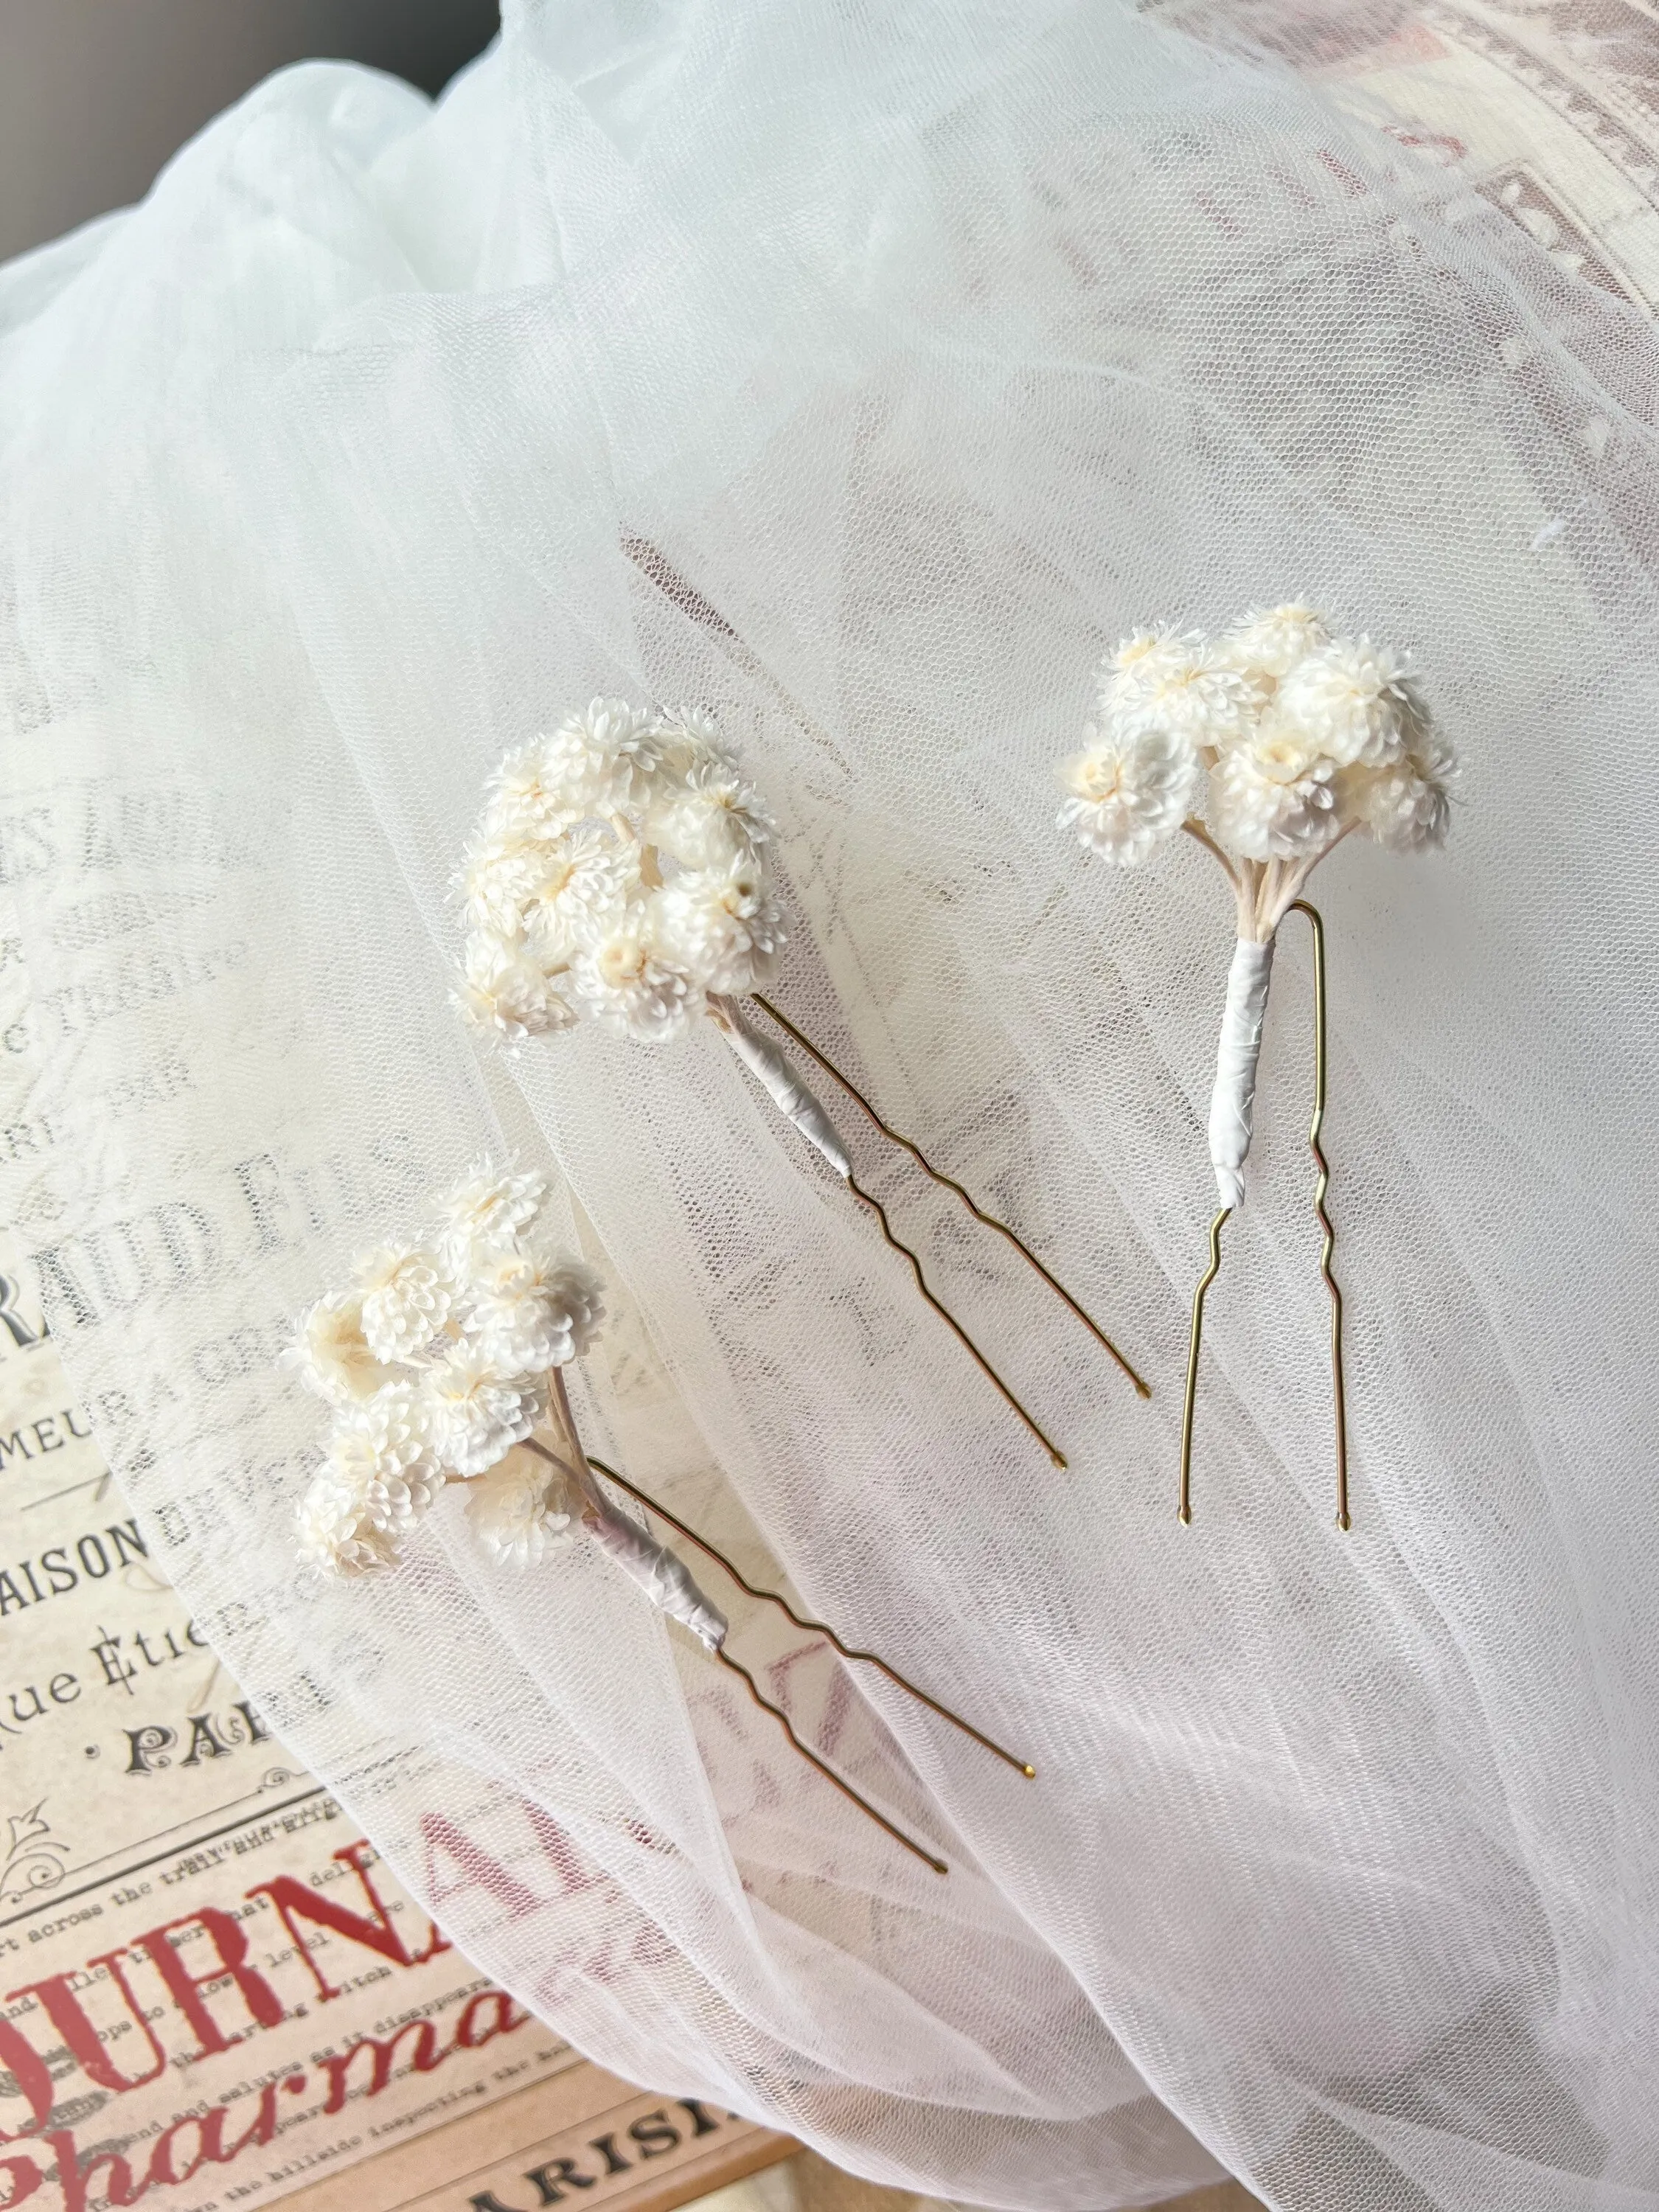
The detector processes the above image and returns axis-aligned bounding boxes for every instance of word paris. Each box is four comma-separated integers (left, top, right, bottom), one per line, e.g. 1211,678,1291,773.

288,1163,1032,1873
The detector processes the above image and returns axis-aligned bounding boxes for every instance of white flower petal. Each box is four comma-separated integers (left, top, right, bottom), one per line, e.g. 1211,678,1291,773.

437,1163,549,1272
540,698,669,818
1273,636,1413,768
280,1290,395,1407
456,932,578,1044
1214,603,1330,689
354,1246,454,1364
463,1250,605,1374
650,860,785,995
570,921,702,1042
422,1340,547,1477
1209,749,1340,860
295,1464,400,1578
1057,721,1202,866
465,1445,577,1567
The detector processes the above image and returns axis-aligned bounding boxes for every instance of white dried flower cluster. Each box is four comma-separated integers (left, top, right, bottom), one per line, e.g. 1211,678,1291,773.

458,700,785,1047
1057,606,1455,869
285,1163,602,1578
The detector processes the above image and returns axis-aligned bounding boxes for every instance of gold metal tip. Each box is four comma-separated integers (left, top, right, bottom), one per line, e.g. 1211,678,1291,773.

715,1646,948,1874
1179,1206,1231,1527
1289,900,1350,1534
845,1166,1067,1471
583,1454,1035,1780
753,994,1151,1400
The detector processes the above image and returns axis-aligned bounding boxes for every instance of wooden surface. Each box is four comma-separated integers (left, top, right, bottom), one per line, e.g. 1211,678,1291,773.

274,2059,1263,2212
1155,2184,1263,2211
759,2146,1262,2212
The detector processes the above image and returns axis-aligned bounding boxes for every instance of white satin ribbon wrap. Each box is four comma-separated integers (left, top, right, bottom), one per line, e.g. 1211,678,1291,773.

1207,935,1276,1211
713,999,853,1181
580,1485,728,1653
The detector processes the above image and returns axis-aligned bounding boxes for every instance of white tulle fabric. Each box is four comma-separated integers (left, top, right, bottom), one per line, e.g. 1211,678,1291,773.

1,4,1655,2207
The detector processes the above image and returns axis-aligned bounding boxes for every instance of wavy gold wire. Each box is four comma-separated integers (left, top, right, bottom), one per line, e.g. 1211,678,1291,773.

524,1437,953,1874
753,993,1151,1400
844,1166,1067,1468
584,1453,1035,1778
1178,1206,1230,1525
1289,900,1349,1531
714,1646,949,1875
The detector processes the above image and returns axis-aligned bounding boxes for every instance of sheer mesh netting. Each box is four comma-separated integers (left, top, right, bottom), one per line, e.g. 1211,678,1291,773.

1,1,1656,2205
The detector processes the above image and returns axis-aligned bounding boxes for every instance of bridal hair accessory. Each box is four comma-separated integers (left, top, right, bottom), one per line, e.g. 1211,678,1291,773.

458,700,1150,1469
1057,606,1457,1528
285,1161,1033,1874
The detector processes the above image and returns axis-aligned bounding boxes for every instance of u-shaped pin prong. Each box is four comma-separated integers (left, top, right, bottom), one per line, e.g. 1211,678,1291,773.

584,1453,1035,1778
1179,901,1349,1531
1289,900,1349,1531
1178,1206,1231,1524
752,994,1150,1401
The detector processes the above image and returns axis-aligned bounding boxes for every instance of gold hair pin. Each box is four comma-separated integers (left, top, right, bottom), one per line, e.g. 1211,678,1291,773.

456,699,1150,1472
285,1161,1033,1874
1054,604,1457,1526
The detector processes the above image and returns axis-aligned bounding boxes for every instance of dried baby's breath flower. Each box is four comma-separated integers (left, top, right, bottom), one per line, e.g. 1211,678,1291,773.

1055,601,1460,1245
464,1249,605,1374
1057,721,1203,866
354,1246,453,1364
282,1290,394,1408
1214,603,1330,688
437,1161,549,1272
457,931,579,1045
480,740,582,844
296,1463,400,1578
652,855,785,995
422,1342,547,1478
520,829,639,970
330,1388,445,1535
1347,707,1457,853
540,698,668,817
285,1160,609,1576
465,1446,576,1566
459,702,786,1048
1102,627,1252,749
570,919,700,1042
1209,734,1340,860
455,827,550,934
1271,636,1414,769
649,753,773,872
1057,604,1455,897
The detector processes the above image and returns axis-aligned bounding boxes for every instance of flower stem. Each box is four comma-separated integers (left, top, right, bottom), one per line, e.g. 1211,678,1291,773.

1181,817,1239,888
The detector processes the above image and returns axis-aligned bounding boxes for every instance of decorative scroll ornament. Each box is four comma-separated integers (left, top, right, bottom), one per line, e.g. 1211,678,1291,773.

458,703,1150,1470
1057,606,1458,1526
285,1162,1032,1874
